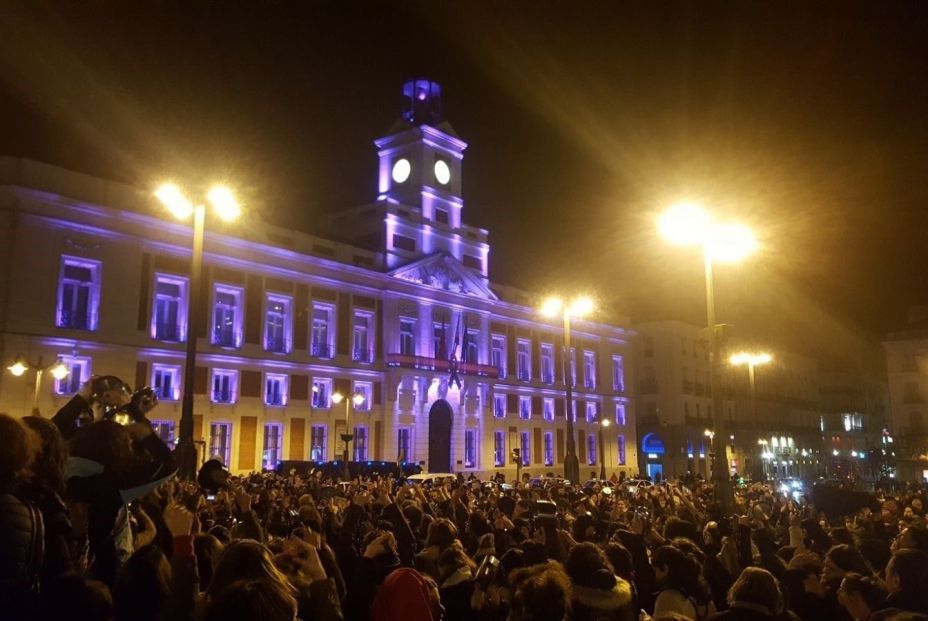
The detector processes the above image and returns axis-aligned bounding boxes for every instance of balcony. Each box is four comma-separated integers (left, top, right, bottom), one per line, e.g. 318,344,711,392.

155,386,179,401
213,327,240,348
517,369,531,382
56,308,96,331
352,348,375,364
386,353,501,378
638,380,659,394
154,322,182,342
265,394,285,406
212,390,234,404
542,372,554,385
311,342,334,359
265,336,291,354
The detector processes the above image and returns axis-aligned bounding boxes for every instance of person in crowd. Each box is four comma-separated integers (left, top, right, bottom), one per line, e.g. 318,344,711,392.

437,545,476,621
705,566,795,620
874,549,928,617
651,545,712,620
564,542,634,621
837,572,888,621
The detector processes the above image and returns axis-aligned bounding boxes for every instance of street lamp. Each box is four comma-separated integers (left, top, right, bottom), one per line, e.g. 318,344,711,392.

730,352,772,456
658,202,757,511
7,355,70,416
331,391,366,480
541,295,594,485
757,439,771,481
155,182,240,479
598,417,611,480
703,429,716,479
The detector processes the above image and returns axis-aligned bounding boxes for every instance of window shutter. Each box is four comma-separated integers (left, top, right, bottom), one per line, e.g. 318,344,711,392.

531,332,541,379
533,428,542,464
507,326,516,372
375,299,384,360
137,253,152,331
238,416,257,471
556,429,565,462
135,361,148,391
197,266,211,338
555,398,565,418
374,381,382,406
194,366,209,394
289,419,306,460
577,432,586,463
244,274,263,345
532,396,542,416
193,414,204,442
554,336,563,384
334,378,351,397
241,371,262,398
290,374,309,401
294,284,309,351
506,393,518,414
374,421,382,460
337,293,351,356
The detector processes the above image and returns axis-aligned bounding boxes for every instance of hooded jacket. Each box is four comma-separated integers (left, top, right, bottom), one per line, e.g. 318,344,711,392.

571,575,635,621
372,568,437,621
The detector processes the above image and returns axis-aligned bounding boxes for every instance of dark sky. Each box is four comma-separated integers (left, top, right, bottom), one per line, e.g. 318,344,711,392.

2,1,927,364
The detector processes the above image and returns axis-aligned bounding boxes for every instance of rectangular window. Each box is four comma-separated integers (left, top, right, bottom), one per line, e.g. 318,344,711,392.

54,355,91,395
151,420,175,445
397,427,412,462
392,234,416,252
517,339,531,381
57,256,100,330
544,432,554,466
209,422,232,466
265,294,292,354
264,373,288,406
520,431,530,466
543,398,555,421
465,329,479,364
435,208,449,225
568,347,577,385
588,433,597,466
615,403,626,425
212,285,243,348
584,351,596,389
211,369,238,404
353,381,373,411
399,318,416,356
152,274,187,342
311,304,334,358
464,429,477,468
462,254,482,270
491,335,506,378
494,431,505,467
612,355,625,391
586,401,598,423
352,312,373,363
312,378,332,408
263,423,283,470
494,394,506,418
541,344,554,384
617,434,626,465
310,425,327,461
519,396,531,420
353,425,368,461
151,364,181,401
433,323,446,358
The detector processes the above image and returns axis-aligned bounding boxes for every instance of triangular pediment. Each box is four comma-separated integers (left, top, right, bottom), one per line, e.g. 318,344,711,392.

389,253,497,301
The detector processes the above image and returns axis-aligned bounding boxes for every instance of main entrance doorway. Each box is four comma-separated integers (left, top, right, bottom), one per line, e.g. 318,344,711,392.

428,399,453,472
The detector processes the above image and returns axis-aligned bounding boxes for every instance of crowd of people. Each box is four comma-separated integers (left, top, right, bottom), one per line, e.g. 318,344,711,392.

2,377,928,621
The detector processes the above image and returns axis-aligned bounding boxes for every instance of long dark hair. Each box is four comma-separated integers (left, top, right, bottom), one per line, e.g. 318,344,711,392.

68,420,135,471
652,545,703,600
23,416,68,492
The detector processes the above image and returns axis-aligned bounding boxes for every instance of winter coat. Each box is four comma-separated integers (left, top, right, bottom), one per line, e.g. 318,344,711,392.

372,568,438,621
706,601,801,621
17,482,74,585
440,567,476,621
653,588,712,621
571,578,635,621
0,488,44,617
872,590,928,619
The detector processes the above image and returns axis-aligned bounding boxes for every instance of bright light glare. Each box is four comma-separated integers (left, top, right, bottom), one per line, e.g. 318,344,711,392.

730,352,773,366
50,360,70,381
330,392,344,404
569,296,594,318
208,186,240,222
352,393,366,406
705,222,757,263
155,183,194,220
7,361,26,376
657,202,710,246
540,297,563,318
601,418,611,428
704,429,715,437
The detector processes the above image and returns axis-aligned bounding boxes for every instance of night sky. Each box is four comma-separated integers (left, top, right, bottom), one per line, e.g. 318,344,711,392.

2,2,927,364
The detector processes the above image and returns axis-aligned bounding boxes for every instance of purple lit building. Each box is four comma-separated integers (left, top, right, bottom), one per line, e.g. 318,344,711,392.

0,80,636,476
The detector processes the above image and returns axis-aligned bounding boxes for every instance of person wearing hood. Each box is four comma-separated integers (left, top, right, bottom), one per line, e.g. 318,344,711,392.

565,542,635,621
438,545,477,621
372,567,444,621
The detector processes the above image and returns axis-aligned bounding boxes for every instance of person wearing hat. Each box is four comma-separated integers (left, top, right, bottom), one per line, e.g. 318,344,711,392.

565,542,634,621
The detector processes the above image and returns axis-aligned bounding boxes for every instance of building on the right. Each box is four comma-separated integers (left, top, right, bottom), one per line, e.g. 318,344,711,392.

883,306,928,482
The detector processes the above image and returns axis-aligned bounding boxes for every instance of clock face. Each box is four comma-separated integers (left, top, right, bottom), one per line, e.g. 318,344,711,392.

434,160,451,185
392,158,411,183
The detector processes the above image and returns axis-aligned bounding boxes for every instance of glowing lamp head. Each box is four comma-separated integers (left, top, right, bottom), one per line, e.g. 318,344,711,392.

601,418,611,428
352,393,366,407
704,429,715,438
540,297,564,318
705,222,757,263
49,360,70,381
330,392,344,405
730,351,773,367
155,183,194,220
7,360,27,376
569,296,594,318
208,186,240,222
658,202,710,246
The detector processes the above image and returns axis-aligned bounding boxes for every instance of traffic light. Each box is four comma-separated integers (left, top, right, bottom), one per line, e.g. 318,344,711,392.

511,448,521,463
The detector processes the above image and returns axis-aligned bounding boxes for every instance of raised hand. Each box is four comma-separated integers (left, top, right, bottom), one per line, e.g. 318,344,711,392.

164,503,195,538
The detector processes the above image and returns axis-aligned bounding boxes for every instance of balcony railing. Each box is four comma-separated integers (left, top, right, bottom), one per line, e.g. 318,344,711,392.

517,369,531,381
213,327,240,348
265,394,285,406
386,353,501,378
212,390,234,404
311,342,334,359
155,386,179,401
56,308,96,331
584,378,596,390
352,348,375,364
265,335,291,354
154,322,182,342
541,371,554,384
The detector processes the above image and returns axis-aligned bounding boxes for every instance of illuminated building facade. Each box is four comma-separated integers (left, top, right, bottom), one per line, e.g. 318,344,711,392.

884,307,928,482
0,80,636,477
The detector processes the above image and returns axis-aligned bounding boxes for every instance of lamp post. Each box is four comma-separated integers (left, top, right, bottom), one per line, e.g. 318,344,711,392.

7,355,70,416
757,439,770,481
155,183,241,479
332,391,365,481
731,351,772,475
599,417,611,480
658,202,757,512
541,295,594,485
